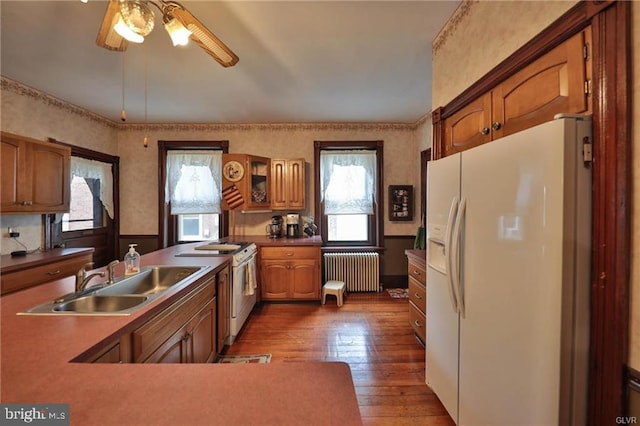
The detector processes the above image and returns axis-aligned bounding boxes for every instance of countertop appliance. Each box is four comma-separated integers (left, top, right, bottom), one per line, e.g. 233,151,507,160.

426,116,591,425
286,213,300,238
266,215,283,238
174,241,258,345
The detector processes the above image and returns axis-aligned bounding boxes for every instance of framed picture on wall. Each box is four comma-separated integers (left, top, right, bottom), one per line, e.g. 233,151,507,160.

389,185,413,221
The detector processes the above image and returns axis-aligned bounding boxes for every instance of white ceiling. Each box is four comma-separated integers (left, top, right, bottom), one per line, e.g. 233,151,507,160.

0,1,459,124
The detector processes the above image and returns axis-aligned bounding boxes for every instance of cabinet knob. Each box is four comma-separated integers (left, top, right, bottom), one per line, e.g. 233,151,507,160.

414,320,422,328
480,127,490,135
492,122,502,131
414,293,422,299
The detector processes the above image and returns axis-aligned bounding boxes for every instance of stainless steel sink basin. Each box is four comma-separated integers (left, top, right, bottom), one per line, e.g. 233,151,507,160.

100,266,203,296
53,295,149,313
20,265,209,316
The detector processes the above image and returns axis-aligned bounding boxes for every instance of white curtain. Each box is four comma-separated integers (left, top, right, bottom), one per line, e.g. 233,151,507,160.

320,150,376,214
70,156,114,219
165,150,222,214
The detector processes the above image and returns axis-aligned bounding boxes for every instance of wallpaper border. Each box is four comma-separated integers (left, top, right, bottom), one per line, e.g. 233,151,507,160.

433,0,478,54
1,76,423,133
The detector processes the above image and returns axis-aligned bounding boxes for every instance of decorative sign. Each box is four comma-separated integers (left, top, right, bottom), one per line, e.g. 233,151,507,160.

389,185,413,221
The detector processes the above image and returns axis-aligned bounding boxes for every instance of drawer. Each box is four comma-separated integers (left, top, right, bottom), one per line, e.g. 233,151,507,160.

1,254,93,295
261,246,319,260
409,301,426,344
408,277,426,314
408,258,426,286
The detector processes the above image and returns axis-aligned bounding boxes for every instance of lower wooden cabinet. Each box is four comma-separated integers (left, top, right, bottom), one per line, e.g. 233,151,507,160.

260,246,320,300
0,248,94,295
132,275,217,364
406,250,426,344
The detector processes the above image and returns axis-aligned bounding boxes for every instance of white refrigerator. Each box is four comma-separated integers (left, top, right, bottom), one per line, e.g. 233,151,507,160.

425,116,591,426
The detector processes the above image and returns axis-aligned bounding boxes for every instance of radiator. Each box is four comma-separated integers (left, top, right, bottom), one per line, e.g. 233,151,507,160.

323,252,380,292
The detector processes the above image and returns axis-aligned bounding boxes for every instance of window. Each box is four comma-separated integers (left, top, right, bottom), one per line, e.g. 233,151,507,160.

315,141,383,246
63,156,114,231
163,148,225,244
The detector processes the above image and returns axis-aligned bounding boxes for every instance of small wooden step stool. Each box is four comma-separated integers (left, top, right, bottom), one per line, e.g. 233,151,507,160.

322,280,346,307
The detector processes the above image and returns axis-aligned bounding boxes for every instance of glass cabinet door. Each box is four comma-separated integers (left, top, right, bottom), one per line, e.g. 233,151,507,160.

248,155,270,208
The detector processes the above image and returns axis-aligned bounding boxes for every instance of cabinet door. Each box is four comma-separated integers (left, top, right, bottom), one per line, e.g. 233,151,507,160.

29,142,70,212
491,30,588,140
143,326,188,363
291,260,320,299
246,155,271,209
0,137,23,211
270,159,288,210
216,266,230,353
188,298,217,363
286,159,305,210
443,93,492,156
260,261,290,299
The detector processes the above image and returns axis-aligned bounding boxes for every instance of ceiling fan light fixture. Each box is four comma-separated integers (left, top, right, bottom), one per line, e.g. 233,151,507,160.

114,15,145,43
164,17,191,46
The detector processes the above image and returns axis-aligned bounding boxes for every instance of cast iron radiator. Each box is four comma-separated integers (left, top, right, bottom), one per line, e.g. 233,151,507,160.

323,252,380,292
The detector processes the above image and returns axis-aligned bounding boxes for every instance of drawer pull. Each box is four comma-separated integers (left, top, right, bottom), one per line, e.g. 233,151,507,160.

286,253,293,257
412,270,421,276
414,320,422,328
46,270,61,275
414,293,422,299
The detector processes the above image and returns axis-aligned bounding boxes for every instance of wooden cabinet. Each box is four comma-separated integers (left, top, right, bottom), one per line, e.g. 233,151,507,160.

216,265,230,354
271,158,305,210
260,246,320,300
1,131,70,214
405,250,426,344
132,275,217,363
222,154,271,211
0,248,94,295
442,30,590,157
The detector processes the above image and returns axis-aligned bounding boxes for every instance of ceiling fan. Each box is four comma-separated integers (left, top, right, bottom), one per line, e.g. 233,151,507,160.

96,0,239,67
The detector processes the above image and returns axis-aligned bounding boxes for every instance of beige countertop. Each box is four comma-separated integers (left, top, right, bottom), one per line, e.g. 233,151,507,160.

0,242,362,425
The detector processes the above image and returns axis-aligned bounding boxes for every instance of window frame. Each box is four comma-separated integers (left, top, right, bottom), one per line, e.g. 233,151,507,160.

314,140,384,248
158,140,229,248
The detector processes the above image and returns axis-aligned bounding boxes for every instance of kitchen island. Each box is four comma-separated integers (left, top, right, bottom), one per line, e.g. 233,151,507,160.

0,242,362,425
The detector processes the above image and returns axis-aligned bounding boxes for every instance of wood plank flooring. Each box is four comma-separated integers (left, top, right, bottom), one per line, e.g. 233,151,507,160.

223,292,455,425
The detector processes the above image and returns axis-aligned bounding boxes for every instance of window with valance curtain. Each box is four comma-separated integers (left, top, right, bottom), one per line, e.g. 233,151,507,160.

70,156,114,218
320,150,377,214
165,150,222,215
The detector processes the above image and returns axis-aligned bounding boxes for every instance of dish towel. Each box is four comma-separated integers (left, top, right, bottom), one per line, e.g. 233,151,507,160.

244,258,257,296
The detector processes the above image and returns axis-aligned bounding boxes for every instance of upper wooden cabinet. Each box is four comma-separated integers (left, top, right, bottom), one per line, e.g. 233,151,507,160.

271,158,305,210
222,154,271,211
1,131,70,214
439,29,591,157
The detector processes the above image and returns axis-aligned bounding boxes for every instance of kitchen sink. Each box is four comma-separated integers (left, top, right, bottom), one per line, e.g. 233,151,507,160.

53,295,149,313
20,265,209,316
100,266,203,296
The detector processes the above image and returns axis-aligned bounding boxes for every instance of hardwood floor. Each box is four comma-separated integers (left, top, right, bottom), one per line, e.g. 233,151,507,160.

223,292,455,425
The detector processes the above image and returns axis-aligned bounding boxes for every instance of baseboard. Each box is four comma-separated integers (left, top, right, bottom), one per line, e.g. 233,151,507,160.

381,275,408,289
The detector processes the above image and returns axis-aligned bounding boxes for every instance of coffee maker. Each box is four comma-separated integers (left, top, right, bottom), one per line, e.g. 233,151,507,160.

286,213,300,238
266,215,283,238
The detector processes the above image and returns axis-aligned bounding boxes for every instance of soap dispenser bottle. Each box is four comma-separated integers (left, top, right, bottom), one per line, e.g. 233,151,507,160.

124,244,140,276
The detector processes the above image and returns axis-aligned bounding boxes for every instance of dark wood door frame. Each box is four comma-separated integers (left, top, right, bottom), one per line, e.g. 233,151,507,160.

45,139,120,267
431,1,631,423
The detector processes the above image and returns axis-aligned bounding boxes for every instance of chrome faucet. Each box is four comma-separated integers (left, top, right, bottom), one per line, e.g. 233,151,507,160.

107,260,120,284
75,262,106,292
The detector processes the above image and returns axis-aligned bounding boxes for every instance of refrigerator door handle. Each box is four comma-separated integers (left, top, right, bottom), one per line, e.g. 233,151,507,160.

444,197,459,313
452,197,466,318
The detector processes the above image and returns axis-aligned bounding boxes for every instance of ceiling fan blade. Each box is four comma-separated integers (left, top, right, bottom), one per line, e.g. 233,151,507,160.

170,6,239,67
96,0,129,52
